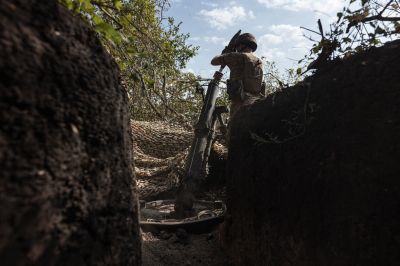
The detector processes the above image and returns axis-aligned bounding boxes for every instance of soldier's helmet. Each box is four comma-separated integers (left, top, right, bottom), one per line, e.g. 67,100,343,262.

236,33,257,52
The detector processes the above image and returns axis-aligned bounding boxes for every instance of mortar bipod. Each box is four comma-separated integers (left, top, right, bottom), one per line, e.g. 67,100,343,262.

201,106,228,172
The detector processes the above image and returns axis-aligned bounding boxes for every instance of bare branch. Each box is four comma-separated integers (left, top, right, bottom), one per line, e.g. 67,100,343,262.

91,3,123,30
136,70,164,119
378,0,395,16
318,19,324,38
301,33,319,42
300,26,323,36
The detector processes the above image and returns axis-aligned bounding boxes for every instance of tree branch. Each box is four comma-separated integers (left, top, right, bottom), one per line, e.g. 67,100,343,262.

300,26,323,36
91,3,123,30
378,0,394,16
360,15,400,22
136,70,164,119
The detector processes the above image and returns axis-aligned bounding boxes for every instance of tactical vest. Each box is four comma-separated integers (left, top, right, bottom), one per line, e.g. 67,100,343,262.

227,53,263,101
241,53,263,94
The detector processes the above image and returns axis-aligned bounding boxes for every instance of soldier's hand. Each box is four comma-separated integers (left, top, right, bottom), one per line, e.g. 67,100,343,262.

213,71,223,80
221,46,232,54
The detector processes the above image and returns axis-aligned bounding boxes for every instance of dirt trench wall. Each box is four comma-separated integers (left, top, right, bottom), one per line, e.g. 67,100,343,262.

224,40,400,266
0,1,140,265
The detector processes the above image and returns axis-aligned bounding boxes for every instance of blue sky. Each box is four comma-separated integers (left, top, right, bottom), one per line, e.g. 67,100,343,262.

166,0,347,77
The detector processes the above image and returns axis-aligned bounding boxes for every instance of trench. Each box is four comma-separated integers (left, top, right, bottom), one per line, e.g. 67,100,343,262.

133,121,230,265
2,1,400,265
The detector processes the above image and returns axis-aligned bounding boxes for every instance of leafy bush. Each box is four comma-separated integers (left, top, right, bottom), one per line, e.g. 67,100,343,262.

60,0,200,122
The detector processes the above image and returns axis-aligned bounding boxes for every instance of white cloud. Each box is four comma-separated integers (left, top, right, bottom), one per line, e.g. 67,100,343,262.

259,48,286,61
268,24,303,42
203,36,227,45
199,46,210,52
248,10,256,19
257,24,312,67
201,1,218,7
259,34,283,45
257,0,344,14
199,6,255,30
188,36,228,46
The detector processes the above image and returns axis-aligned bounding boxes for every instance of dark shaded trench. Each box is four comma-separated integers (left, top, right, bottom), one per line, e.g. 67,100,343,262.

224,39,400,266
1,1,400,266
0,1,140,265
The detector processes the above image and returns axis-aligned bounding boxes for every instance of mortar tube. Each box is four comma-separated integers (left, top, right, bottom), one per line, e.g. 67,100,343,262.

174,68,225,218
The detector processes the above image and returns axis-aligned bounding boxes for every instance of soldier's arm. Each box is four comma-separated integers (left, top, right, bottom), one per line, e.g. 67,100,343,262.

211,55,224,66
210,53,239,66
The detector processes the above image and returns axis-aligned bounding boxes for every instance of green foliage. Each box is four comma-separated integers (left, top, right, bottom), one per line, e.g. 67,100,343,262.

302,0,399,68
261,59,303,95
59,0,200,123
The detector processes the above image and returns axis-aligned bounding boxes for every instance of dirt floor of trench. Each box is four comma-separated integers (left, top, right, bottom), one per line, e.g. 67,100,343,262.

140,190,230,266
139,177,230,266
141,229,229,266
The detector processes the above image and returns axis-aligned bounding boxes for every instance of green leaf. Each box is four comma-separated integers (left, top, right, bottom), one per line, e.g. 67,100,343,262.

369,38,380,45
114,0,122,10
61,0,74,9
92,14,104,25
147,79,155,87
126,46,136,54
312,44,321,53
95,22,122,43
342,37,351,43
81,0,94,13
375,26,385,34
296,68,302,75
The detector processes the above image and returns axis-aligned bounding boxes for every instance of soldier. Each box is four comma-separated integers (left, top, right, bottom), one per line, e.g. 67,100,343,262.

210,33,264,142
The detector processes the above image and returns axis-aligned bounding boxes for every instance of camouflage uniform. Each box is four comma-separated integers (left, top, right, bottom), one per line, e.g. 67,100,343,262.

211,51,264,141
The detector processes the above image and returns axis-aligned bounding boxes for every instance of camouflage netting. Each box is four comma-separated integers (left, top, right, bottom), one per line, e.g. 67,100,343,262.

131,120,193,199
131,120,228,200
